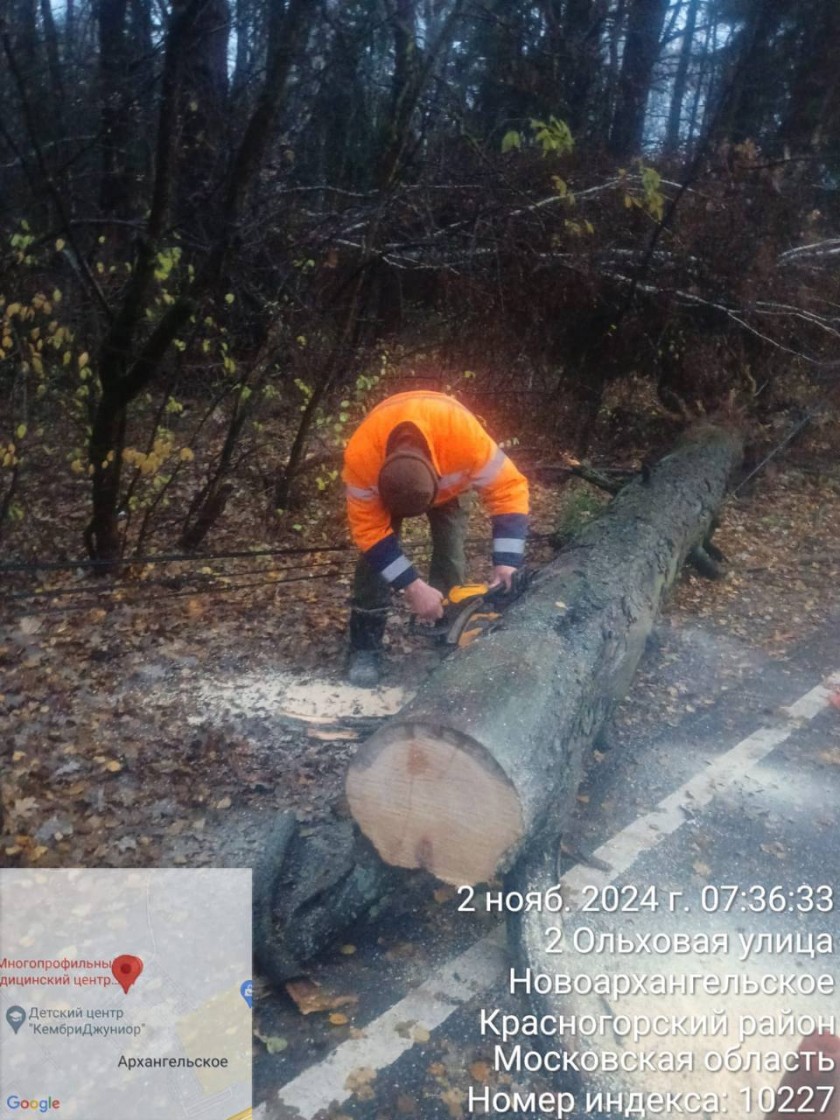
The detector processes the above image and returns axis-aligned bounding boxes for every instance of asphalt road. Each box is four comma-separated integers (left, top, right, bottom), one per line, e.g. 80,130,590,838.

252,611,840,1120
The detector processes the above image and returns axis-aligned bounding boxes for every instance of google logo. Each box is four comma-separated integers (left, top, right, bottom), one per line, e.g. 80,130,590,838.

5,1097,60,1113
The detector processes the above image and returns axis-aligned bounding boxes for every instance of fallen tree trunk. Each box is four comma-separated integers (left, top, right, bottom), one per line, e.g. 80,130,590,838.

565,461,727,578
252,813,403,983
346,424,743,887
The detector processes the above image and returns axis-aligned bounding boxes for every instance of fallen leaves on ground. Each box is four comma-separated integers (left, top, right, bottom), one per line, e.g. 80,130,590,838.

285,978,359,1016
344,1066,376,1100
253,1028,288,1054
2,419,840,872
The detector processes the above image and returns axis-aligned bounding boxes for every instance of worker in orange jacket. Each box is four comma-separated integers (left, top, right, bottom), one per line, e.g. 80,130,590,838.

343,391,529,686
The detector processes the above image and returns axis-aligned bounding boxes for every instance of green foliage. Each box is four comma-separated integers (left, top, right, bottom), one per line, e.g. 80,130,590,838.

0,218,235,544
9,220,36,263
315,468,339,492
294,377,313,410
305,353,393,494
552,485,606,546
622,162,666,222
552,176,569,198
500,117,574,158
154,246,182,282
640,165,665,221
501,130,522,154
564,218,594,237
1,0,833,560
530,116,574,157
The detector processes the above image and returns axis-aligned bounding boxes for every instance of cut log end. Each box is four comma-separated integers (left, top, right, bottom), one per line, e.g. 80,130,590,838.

346,723,524,886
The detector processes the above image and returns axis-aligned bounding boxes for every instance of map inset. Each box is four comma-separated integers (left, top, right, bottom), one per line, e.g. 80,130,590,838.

0,868,252,1120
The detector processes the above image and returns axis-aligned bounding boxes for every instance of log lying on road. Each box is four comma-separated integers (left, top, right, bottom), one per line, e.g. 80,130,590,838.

253,812,403,983
346,424,743,887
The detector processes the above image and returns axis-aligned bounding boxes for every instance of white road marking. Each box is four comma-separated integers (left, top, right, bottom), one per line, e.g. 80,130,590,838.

273,678,835,1118
563,681,832,892
275,931,506,1116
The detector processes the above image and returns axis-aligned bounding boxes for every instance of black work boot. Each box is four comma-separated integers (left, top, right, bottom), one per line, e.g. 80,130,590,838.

348,649,381,688
347,610,386,688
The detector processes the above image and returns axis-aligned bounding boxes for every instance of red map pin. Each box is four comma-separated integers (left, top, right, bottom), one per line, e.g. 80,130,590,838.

112,955,143,994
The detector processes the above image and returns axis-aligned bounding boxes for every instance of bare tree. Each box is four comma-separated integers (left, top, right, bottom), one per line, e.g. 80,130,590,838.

609,0,670,156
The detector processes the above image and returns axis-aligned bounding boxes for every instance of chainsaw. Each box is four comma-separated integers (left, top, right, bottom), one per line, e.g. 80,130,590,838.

413,568,531,648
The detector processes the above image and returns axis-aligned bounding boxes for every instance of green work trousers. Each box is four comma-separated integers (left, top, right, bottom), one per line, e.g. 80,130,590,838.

349,497,467,650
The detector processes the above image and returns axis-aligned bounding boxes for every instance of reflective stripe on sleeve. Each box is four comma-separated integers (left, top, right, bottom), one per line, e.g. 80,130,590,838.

381,555,413,583
438,470,468,490
471,447,506,488
492,537,525,554
346,483,379,501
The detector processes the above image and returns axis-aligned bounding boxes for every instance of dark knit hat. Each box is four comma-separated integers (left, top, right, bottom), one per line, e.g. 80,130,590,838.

378,449,438,517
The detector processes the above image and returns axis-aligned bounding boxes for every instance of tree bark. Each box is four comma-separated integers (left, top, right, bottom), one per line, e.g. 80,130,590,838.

252,814,403,984
608,0,669,157
684,10,712,162
97,0,132,216
707,0,775,148
663,0,699,156
376,0,464,189
346,424,743,887
85,0,317,566
176,0,230,234
39,0,65,124
779,2,840,158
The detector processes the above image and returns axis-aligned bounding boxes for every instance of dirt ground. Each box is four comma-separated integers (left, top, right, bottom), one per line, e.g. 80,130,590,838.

2,409,840,873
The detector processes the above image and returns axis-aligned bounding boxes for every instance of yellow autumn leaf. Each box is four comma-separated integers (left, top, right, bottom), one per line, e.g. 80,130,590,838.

441,1087,465,1118
103,760,123,773
328,1012,349,1025
16,424,26,440
55,239,66,251
344,1067,376,1097
254,1028,288,1054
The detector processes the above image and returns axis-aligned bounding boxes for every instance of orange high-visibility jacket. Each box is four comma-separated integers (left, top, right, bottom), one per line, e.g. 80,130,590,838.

343,391,529,588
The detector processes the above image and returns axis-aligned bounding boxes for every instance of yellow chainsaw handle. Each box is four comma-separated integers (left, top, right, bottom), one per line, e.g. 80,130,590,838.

445,583,489,605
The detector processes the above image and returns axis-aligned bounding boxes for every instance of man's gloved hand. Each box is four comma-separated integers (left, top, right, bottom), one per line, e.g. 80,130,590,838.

490,564,518,592
404,578,445,621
